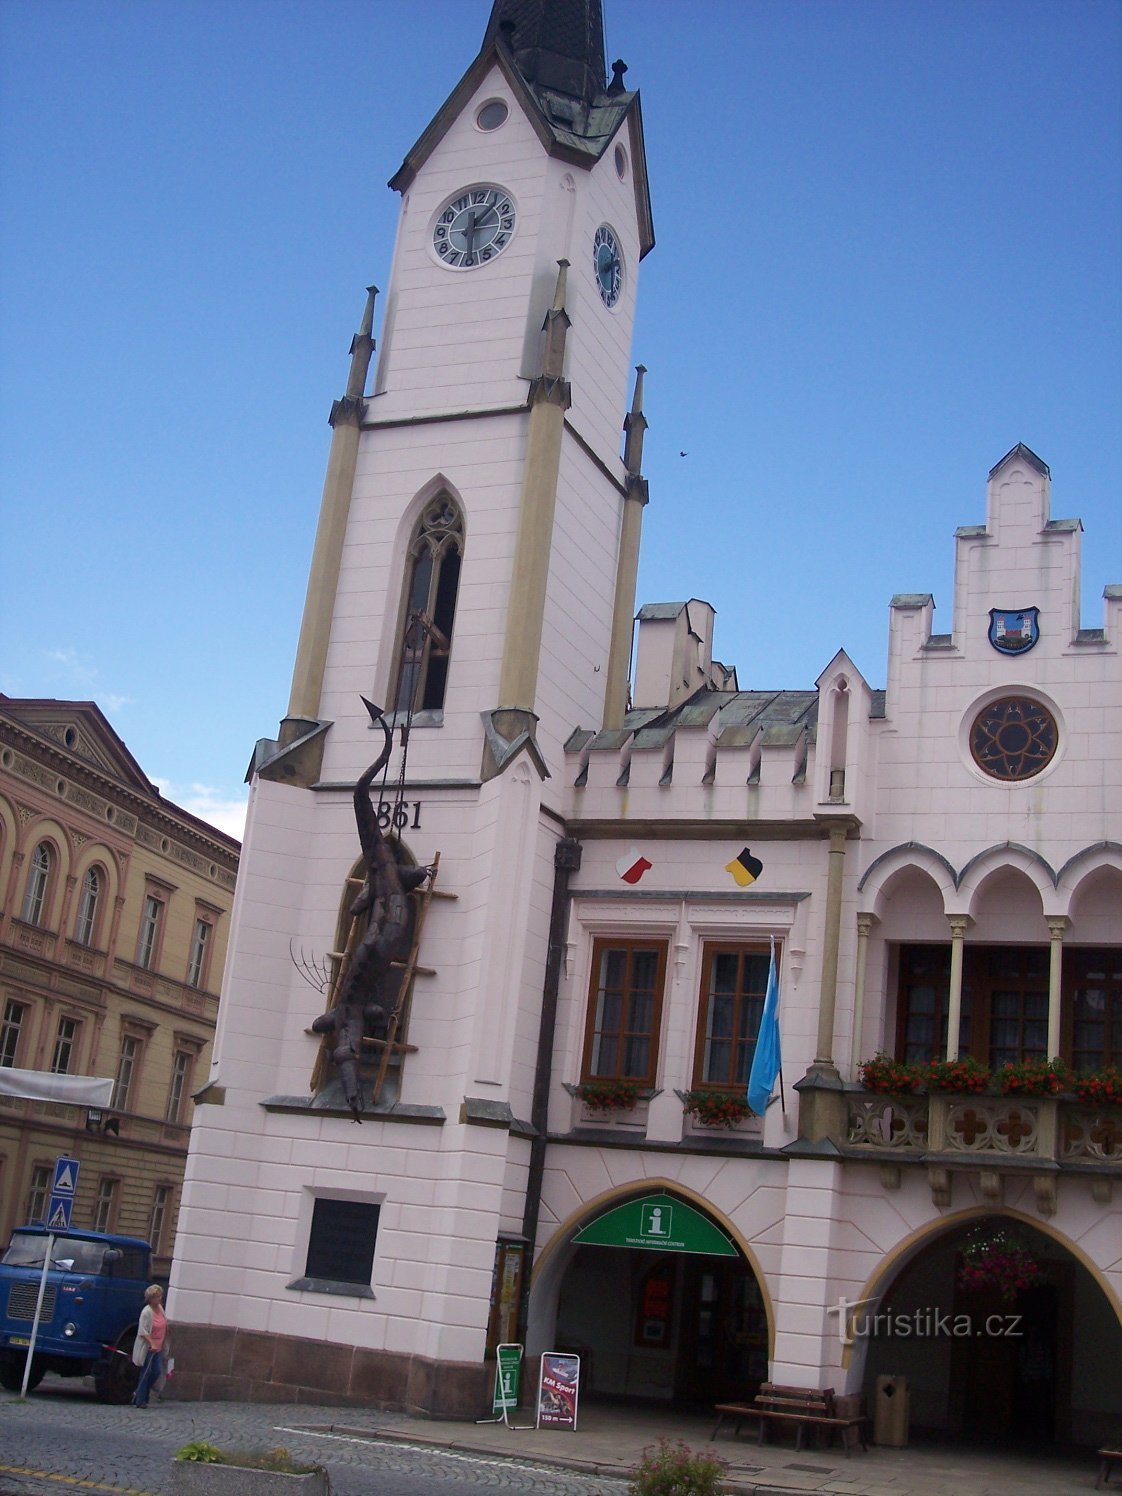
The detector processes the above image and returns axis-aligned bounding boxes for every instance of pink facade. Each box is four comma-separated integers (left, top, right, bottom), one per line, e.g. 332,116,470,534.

171,0,1121,1446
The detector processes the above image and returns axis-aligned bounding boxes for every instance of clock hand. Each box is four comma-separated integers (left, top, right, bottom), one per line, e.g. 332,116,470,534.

464,211,477,262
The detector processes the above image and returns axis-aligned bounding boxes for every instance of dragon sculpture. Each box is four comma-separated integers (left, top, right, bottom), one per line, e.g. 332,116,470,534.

312,698,433,1119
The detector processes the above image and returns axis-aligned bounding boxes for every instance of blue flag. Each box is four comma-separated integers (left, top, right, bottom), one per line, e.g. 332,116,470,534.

747,939,781,1115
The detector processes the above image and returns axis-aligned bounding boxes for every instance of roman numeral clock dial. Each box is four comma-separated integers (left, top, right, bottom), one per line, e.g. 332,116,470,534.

431,185,517,269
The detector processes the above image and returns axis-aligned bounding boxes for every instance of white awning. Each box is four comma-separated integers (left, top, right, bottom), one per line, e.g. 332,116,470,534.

0,1068,114,1106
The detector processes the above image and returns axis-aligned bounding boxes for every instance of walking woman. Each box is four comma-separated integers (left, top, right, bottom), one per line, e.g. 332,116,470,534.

131,1284,168,1408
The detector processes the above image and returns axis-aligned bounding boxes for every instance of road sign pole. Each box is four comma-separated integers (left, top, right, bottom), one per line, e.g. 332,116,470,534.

21,1232,54,1398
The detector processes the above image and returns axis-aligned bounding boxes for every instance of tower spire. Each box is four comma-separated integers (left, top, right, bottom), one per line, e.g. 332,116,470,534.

483,0,606,104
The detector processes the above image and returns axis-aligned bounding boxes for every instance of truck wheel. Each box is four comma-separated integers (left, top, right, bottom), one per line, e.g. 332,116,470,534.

93,1332,139,1404
0,1355,44,1391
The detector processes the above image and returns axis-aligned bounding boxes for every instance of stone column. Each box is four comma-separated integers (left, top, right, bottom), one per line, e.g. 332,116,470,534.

59,874,78,941
1,850,25,940
944,915,970,1060
107,892,127,964
1046,916,1069,1059
814,823,850,1068
849,912,875,1078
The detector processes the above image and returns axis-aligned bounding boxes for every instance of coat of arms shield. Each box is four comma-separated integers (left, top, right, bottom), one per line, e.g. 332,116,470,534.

988,607,1040,655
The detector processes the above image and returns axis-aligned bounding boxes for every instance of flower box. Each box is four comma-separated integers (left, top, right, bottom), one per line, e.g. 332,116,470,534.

572,1078,642,1113
1074,1065,1122,1107
680,1088,753,1128
170,1466,330,1496
171,1445,330,1496
923,1057,989,1094
994,1058,1072,1097
858,1053,924,1095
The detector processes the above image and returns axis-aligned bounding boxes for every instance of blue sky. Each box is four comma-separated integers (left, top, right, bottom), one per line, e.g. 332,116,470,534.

2,0,1119,840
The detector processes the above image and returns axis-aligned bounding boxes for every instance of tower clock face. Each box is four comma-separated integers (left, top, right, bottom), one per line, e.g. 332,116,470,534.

432,185,517,269
593,224,623,307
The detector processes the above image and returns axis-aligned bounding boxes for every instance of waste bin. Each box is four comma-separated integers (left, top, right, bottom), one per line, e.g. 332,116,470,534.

873,1374,910,1447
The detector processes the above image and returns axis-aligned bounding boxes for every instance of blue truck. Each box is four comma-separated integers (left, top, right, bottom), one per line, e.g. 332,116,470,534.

0,1225,160,1402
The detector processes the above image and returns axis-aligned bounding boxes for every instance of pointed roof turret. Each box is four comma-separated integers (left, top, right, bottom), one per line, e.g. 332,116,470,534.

988,442,1050,480
484,0,606,105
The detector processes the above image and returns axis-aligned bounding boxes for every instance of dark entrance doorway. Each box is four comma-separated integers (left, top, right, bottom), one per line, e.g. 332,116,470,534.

950,1264,1069,1442
554,1240,767,1407
675,1255,768,1407
860,1214,1121,1445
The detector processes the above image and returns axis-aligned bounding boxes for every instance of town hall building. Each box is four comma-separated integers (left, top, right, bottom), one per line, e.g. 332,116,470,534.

170,0,1122,1445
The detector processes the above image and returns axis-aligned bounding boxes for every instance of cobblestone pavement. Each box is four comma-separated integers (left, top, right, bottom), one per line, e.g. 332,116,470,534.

0,1380,1100,1496
0,1386,629,1496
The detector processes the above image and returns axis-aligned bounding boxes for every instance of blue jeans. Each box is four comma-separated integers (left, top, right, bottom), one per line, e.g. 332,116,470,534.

132,1348,162,1406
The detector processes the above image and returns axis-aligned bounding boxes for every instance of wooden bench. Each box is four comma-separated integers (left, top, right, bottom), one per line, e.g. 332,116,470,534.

1097,1447,1122,1489
712,1383,867,1456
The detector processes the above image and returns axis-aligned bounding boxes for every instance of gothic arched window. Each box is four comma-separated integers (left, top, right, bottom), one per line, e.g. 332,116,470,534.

392,495,464,716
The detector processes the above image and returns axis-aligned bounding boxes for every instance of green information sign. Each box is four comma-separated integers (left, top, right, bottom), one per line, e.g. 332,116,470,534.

571,1193,737,1257
492,1342,522,1414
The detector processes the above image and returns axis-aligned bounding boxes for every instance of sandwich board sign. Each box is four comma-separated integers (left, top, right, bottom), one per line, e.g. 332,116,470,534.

536,1351,580,1430
492,1342,522,1415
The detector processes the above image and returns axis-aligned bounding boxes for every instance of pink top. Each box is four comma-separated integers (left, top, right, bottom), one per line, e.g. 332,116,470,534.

147,1305,168,1353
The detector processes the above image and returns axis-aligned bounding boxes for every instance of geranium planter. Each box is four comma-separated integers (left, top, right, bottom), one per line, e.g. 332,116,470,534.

679,1088,753,1128
170,1464,331,1495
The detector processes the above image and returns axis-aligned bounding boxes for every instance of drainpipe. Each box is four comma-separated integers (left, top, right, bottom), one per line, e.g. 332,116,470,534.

518,834,582,1343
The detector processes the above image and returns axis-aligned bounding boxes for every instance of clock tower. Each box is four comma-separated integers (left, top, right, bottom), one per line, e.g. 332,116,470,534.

281,0,653,789
171,0,654,1414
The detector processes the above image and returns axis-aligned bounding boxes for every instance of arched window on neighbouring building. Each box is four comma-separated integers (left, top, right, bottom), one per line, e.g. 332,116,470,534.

21,842,52,926
392,495,464,717
74,866,101,946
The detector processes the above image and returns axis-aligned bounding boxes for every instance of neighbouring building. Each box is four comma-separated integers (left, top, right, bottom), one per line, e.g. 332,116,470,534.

169,0,1122,1445
0,696,239,1271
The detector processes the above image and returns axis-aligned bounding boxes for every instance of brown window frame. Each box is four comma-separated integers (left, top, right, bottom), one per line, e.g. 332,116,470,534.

692,943,777,1091
580,938,668,1087
895,944,963,1064
893,942,1118,1069
979,946,1049,1068
1063,948,1122,1071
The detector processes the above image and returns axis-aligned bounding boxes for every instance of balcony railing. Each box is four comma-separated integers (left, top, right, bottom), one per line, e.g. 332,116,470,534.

831,1088,1122,1213
844,1090,1122,1165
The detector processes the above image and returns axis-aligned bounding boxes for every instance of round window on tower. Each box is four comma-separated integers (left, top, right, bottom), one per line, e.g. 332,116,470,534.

614,144,628,179
476,99,509,132
968,695,1059,781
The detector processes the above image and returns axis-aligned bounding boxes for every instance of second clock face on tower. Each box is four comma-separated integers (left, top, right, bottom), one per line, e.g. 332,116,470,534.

432,185,517,269
593,224,623,307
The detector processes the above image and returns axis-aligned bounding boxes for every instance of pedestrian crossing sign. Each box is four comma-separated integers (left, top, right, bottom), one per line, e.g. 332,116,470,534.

47,1195,73,1231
